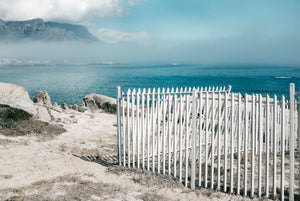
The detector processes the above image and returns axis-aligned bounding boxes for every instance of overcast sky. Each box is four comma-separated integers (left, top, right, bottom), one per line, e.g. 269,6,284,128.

0,0,300,65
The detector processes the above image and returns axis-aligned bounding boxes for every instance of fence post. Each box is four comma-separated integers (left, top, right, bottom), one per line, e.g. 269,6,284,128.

211,89,215,190
289,83,295,201
132,89,136,168
237,93,241,195
251,94,255,198
142,89,146,169
137,89,141,169
191,89,197,189
122,92,126,167
258,95,262,197
127,89,131,168
205,91,209,188
224,93,228,192
230,93,234,194
152,88,156,172
281,95,285,201
116,86,122,166
185,93,189,187
266,95,270,197
298,86,300,192
273,95,277,198
244,94,248,196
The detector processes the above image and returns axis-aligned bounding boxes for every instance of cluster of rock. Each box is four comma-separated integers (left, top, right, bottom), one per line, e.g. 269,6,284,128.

0,83,52,122
32,91,116,113
0,82,116,122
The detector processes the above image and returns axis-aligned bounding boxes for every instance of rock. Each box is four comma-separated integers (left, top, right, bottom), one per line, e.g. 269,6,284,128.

72,104,78,111
93,94,116,108
83,93,116,110
62,103,69,110
0,82,37,115
83,95,98,110
78,101,87,112
35,106,52,122
52,102,62,112
0,82,52,121
33,90,52,107
79,101,85,107
78,106,88,113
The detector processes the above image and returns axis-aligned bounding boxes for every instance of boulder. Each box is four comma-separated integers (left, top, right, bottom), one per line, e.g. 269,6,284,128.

83,93,116,110
0,82,37,115
33,90,52,107
0,82,52,121
83,95,98,110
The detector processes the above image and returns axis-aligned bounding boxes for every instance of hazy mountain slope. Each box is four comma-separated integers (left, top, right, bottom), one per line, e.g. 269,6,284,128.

0,18,97,42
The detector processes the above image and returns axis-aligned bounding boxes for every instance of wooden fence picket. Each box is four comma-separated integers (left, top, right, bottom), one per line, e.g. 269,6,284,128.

281,95,285,201
205,91,209,188
224,93,228,192
230,92,234,194
244,94,248,196
137,89,140,168
127,89,131,168
142,89,145,169
179,91,183,181
147,88,150,170
266,95,270,197
185,94,189,187
273,95,277,197
251,94,255,198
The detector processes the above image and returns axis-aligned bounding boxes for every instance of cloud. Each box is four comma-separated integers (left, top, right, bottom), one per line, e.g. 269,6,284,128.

97,28,150,43
0,0,131,23
128,0,145,6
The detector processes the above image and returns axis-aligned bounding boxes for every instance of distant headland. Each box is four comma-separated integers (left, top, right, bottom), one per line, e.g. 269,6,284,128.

0,18,98,42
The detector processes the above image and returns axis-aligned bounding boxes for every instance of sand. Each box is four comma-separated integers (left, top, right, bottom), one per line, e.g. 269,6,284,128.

0,108,264,201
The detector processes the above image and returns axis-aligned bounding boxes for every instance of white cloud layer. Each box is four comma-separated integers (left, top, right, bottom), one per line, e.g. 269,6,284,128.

97,28,150,43
0,0,126,22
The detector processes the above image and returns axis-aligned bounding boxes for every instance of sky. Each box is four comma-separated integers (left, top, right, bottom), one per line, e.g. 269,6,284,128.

0,0,300,65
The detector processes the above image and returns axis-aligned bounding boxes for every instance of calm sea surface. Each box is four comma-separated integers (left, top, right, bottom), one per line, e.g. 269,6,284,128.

0,64,299,104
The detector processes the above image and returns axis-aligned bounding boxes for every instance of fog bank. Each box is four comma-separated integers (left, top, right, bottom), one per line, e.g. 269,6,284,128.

0,37,299,66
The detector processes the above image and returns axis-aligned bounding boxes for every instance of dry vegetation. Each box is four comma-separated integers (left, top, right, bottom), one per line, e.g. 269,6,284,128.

0,166,248,201
107,165,183,188
0,175,123,201
0,174,171,201
0,104,66,137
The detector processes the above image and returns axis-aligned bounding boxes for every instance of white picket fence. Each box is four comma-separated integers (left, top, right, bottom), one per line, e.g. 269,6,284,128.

116,84,300,200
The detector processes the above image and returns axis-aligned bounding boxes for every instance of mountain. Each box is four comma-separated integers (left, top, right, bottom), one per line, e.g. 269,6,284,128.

0,18,98,42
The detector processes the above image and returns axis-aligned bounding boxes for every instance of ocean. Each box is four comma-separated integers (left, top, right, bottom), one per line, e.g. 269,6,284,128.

0,64,299,104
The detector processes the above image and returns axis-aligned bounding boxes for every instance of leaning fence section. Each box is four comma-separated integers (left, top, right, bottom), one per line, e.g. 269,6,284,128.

116,84,300,200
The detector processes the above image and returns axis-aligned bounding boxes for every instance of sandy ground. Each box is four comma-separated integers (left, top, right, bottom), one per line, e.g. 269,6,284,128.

0,108,266,201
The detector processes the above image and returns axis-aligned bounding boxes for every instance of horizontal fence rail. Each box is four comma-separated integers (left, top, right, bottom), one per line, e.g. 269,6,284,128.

116,84,300,200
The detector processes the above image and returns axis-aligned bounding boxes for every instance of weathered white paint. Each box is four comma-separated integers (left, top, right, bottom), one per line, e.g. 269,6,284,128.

117,84,298,200
244,94,248,196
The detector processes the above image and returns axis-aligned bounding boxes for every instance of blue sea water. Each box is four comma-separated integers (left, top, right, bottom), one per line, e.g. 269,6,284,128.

0,64,299,104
